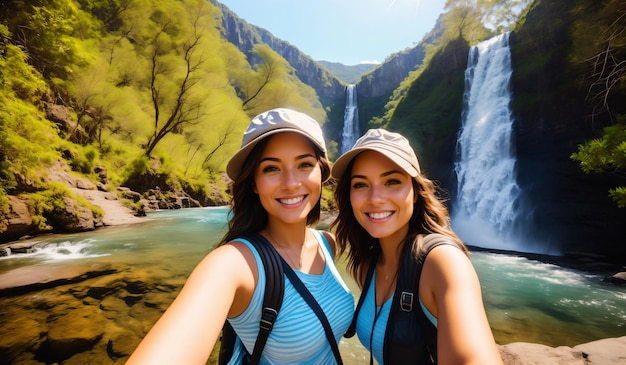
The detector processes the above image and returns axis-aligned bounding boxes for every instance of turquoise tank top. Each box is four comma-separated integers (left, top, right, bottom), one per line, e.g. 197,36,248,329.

227,229,354,364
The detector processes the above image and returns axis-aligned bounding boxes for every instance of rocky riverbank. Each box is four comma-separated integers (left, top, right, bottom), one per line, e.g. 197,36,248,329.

0,161,216,248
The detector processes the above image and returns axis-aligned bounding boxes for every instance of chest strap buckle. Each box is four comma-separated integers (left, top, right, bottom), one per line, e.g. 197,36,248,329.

400,291,414,312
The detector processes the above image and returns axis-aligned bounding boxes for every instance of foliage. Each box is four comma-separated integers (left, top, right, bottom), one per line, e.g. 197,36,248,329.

571,120,626,207
0,0,328,214
384,37,469,170
0,24,60,201
25,182,70,230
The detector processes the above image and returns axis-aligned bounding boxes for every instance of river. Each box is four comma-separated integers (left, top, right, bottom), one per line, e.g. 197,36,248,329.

0,207,624,364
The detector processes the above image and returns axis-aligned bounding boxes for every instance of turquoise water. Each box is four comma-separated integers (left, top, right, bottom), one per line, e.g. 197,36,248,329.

1,207,625,351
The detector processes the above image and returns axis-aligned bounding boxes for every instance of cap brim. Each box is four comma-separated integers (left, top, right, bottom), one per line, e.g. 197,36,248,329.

331,147,418,179
226,128,329,181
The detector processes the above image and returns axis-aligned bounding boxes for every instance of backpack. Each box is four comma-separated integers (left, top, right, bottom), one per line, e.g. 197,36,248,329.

345,233,457,365
218,232,344,365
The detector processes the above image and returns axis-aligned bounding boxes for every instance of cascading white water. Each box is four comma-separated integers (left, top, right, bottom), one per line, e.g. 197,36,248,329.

452,32,533,252
341,84,359,153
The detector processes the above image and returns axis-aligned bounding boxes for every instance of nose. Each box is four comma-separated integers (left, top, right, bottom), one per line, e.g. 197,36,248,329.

281,168,301,190
368,183,385,205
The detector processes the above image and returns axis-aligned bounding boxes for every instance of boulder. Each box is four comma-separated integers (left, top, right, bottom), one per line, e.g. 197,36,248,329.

603,271,626,285
46,306,105,360
0,196,40,242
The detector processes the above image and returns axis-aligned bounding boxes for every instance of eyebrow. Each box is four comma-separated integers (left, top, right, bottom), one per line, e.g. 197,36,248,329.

351,169,404,180
260,153,316,164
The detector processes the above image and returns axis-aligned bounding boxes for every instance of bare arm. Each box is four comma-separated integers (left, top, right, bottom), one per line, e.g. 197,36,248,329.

126,242,257,365
420,245,503,365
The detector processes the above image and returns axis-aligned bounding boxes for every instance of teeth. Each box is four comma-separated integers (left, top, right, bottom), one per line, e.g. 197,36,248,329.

368,211,392,219
280,196,304,205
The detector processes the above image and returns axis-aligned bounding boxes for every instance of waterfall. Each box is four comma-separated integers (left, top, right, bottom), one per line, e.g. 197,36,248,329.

341,84,359,153
452,32,538,253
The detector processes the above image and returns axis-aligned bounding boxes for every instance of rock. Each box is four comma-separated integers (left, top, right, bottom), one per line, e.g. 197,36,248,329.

46,306,105,360
498,336,626,365
0,196,41,242
106,330,140,359
0,317,45,361
47,196,99,232
603,271,626,285
573,336,626,364
499,342,585,364
117,187,142,203
0,262,118,296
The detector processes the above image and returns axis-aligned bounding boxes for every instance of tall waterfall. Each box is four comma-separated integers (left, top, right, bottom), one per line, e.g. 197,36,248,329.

341,84,359,153
452,32,535,252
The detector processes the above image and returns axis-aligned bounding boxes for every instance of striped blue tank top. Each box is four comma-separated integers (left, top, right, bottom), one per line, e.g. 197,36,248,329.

227,229,354,364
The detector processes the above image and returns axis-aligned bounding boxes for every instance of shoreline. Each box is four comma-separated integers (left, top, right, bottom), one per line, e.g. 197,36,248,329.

468,244,625,276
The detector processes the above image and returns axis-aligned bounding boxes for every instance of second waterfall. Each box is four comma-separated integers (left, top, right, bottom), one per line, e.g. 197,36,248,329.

341,84,359,153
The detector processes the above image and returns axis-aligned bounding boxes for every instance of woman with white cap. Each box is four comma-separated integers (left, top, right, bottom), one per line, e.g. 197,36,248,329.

128,108,353,364
331,129,502,365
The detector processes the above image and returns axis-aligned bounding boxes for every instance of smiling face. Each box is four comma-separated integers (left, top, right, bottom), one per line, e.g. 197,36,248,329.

349,150,415,246
253,132,323,226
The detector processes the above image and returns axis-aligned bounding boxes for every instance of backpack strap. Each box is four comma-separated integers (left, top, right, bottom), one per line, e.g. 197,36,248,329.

218,233,284,365
383,233,459,365
254,234,344,365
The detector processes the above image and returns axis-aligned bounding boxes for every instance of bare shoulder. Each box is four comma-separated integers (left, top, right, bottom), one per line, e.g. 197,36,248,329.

319,230,337,256
201,239,256,267
189,240,258,286
422,244,477,285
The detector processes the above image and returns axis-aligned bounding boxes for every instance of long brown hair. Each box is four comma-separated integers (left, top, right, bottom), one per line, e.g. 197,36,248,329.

331,156,467,283
220,134,331,245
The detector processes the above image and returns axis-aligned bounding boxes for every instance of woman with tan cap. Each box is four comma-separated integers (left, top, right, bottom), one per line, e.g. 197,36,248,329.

128,108,353,364
332,129,502,365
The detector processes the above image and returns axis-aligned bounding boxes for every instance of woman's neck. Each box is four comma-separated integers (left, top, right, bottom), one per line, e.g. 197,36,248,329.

263,219,308,249
378,228,408,268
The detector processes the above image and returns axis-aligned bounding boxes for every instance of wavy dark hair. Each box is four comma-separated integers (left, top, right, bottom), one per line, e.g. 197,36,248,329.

331,155,468,282
220,134,331,245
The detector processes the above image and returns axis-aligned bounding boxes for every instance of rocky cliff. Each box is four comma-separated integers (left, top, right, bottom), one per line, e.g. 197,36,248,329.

215,2,345,101
509,0,626,259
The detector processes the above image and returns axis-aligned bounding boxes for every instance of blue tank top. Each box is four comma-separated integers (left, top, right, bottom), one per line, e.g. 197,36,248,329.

355,269,437,365
227,229,354,364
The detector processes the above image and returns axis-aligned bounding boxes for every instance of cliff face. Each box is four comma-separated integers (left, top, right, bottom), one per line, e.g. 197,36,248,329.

356,45,426,98
509,0,626,258
216,2,344,100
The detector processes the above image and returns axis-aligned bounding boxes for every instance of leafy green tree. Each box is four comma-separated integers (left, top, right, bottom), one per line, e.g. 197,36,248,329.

571,120,626,207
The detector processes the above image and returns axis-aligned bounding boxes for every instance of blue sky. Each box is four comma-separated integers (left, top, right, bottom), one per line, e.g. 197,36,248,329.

217,0,448,65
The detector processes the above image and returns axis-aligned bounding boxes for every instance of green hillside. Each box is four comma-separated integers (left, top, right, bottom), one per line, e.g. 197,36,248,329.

0,0,329,235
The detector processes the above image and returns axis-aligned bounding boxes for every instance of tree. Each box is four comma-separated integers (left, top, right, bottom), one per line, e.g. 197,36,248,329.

143,5,208,157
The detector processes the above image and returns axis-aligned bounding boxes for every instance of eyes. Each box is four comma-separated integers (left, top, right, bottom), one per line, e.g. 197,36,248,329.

259,158,317,174
351,177,403,190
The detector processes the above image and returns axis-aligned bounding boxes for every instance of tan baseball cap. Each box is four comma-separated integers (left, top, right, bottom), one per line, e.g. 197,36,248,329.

226,108,328,181
332,128,421,179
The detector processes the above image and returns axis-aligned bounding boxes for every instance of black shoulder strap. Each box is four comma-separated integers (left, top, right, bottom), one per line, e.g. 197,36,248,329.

283,264,344,365
384,233,458,364
218,233,284,365
254,234,344,365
